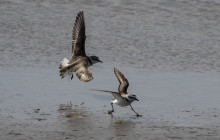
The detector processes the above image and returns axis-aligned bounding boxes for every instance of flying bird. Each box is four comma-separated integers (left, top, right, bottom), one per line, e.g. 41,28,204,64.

59,11,102,82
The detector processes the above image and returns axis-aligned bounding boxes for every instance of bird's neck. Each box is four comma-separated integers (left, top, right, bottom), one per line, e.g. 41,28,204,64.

88,56,99,66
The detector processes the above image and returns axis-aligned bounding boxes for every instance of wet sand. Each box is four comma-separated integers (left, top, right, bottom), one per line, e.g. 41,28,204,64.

1,0,220,139
0,67,220,139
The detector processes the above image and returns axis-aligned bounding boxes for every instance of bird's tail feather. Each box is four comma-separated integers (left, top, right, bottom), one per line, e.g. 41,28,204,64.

59,58,70,78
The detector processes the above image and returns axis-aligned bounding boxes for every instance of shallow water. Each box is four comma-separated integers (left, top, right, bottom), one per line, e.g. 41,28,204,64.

1,0,220,139
0,67,220,139
1,0,220,71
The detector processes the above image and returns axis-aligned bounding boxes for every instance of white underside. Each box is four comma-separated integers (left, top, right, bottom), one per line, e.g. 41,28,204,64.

112,98,131,107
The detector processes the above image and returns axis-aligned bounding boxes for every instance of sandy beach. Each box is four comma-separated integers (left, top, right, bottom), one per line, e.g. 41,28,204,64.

1,0,220,139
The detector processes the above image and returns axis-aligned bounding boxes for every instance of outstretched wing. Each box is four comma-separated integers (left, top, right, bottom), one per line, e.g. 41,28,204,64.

90,89,121,99
72,11,86,57
114,68,129,94
75,61,93,82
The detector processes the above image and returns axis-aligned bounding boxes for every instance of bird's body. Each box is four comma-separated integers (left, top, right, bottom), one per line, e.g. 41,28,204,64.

112,97,131,107
59,11,102,82
91,68,141,116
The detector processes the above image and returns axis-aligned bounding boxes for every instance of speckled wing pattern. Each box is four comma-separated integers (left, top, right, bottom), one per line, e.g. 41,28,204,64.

74,59,93,82
72,11,86,57
114,68,129,94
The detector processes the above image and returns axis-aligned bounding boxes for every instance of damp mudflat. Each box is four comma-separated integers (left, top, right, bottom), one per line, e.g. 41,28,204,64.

1,0,220,139
0,67,220,140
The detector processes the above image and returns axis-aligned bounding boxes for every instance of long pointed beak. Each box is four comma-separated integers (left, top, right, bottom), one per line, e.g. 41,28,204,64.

135,98,139,101
98,60,103,63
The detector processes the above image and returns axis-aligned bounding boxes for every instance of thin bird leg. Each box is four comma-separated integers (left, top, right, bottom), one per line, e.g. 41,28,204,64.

130,105,142,117
71,74,73,80
108,103,114,114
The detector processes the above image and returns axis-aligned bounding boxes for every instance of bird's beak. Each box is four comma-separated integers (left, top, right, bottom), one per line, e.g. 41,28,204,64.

135,98,139,101
98,60,103,63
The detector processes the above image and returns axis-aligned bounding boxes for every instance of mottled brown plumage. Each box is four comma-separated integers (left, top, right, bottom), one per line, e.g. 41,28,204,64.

72,11,86,57
59,11,101,82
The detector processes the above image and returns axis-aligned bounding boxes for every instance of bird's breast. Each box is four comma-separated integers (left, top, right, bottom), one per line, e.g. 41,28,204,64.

112,98,131,107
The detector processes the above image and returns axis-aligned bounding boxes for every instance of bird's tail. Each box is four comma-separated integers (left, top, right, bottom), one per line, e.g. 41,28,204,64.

59,58,70,78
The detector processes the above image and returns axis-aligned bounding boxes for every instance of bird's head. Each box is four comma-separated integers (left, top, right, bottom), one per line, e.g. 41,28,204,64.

127,94,139,102
90,56,102,64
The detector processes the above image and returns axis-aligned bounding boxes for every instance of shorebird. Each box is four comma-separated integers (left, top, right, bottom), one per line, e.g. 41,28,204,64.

91,68,141,117
59,11,102,82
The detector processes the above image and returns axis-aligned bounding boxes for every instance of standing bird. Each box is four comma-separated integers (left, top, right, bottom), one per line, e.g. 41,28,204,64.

91,68,141,117
59,11,102,82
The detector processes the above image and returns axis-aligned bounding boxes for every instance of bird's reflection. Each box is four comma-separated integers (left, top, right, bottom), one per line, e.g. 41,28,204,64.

110,118,136,137
58,102,89,126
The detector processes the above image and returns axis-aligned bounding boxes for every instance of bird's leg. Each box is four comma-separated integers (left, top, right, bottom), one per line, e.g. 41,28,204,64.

130,105,142,117
71,74,73,80
108,103,114,114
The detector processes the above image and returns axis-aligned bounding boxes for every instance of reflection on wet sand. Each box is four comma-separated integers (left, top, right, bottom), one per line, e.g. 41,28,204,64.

58,102,87,118
58,103,141,139
111,119,136,137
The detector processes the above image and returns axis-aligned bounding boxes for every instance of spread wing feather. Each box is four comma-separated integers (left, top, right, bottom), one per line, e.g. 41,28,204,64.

90,89,121,99
114,68,129,94
72,11,86,57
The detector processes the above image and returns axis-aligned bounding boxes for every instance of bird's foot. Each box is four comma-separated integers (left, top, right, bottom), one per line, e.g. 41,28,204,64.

136,114,143,117
71,74,73,80
108,110,114,114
